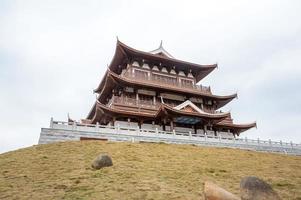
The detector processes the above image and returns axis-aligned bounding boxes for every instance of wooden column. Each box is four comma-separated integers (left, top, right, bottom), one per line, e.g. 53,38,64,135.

162,118,166,131
111,117,116,126
138,119,143,129
194,124,197,135
136,92,139,105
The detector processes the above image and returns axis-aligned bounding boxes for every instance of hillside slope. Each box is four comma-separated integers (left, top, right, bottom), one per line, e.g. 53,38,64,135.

0,141,300,199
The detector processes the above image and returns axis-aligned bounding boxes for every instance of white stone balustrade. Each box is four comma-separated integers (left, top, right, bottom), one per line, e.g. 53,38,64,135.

39,119,301,155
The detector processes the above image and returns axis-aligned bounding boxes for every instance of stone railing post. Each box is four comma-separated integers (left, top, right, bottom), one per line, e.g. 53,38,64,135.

116,124,120,134
204,132,207,141
72,121,76,131
50,117,54,128
280,140,283,146
173,130,176,138
290,141,293,149
96,122,99,132
257,138,260,146
269,139,272,146
245,137,248,143
189,131,192,139
155,128,158,135
219,134,221,143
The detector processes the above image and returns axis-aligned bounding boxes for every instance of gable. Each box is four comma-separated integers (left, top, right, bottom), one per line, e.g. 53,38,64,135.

174,100,206,114
180,105,198,113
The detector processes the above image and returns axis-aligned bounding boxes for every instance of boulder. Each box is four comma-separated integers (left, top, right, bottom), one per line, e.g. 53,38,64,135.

204,181,240,200
240,176,281,200
91,154,113,169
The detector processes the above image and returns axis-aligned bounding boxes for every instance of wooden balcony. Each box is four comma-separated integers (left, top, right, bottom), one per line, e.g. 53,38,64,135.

107,96,220,115
123,72,211,94
108,96,159,110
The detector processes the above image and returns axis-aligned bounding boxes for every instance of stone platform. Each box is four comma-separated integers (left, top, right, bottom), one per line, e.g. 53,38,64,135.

38,119,301,156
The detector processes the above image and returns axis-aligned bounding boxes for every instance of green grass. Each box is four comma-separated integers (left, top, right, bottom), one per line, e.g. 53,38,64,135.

0,141,300,199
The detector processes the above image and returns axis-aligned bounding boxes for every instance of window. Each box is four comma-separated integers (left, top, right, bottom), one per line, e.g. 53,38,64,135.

181,79,193,87
153,73,177,85
134,69,149,79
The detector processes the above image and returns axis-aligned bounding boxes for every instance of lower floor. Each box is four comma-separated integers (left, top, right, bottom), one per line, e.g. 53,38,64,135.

111,119,236,139
84,101,256,137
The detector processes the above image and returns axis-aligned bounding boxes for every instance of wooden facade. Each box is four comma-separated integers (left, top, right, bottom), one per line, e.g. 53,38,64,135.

85,40,256,137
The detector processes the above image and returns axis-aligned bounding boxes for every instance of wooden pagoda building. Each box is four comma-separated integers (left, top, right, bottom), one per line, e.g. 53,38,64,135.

84,40,256,138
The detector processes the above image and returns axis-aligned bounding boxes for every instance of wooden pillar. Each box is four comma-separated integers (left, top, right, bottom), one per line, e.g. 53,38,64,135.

194,124,197,135
138,119,143,129
111,116,116,126
136,92,139,105
162,118,166,131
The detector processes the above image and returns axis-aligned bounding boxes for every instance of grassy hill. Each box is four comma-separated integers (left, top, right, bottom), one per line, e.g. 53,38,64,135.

0,141,300,199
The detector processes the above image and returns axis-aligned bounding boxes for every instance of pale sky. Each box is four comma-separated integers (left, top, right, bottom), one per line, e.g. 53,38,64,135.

1,0,301,153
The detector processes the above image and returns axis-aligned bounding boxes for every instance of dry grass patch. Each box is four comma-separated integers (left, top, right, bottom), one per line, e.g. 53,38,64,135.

0,141,300,199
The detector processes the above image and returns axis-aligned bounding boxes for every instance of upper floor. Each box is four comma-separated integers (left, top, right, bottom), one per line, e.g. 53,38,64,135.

120,60,211,94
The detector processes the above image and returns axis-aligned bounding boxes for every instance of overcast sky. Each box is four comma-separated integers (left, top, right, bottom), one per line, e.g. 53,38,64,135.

1,0,301,153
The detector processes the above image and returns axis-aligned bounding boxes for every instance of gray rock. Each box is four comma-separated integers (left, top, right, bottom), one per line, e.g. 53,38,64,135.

240,176,281,200
204,181,240,200
91,154,113,169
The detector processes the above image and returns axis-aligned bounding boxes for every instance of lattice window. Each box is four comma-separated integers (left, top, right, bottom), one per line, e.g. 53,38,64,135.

134,69,149,79
181,79,193,87
153,73,177,85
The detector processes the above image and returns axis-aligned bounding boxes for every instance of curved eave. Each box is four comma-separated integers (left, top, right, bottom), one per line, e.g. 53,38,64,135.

94,71,118,103
216,121,257,134
113,40,217,82
94,70,109,93
216,93,238,109
87,102,96,120
91,105,104,124
108,69,236,105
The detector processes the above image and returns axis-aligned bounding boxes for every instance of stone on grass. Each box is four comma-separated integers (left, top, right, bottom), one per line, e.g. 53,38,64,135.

91,154,113,169
240,176,281,200
204,181,240,200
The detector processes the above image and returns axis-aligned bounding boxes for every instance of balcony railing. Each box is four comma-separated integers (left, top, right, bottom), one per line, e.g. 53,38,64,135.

108,96,223,115
123,72,211,94
109,96,159,109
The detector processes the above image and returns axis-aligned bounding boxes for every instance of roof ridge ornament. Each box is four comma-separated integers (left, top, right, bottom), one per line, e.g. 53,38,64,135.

149,40,174,58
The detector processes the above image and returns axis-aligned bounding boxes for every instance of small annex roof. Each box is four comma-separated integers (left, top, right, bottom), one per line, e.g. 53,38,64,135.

173,100,227,117
216,120,257,134
149,41,174,58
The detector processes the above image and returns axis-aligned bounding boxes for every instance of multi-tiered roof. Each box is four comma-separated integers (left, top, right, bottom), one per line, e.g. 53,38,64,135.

85,40,256,136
